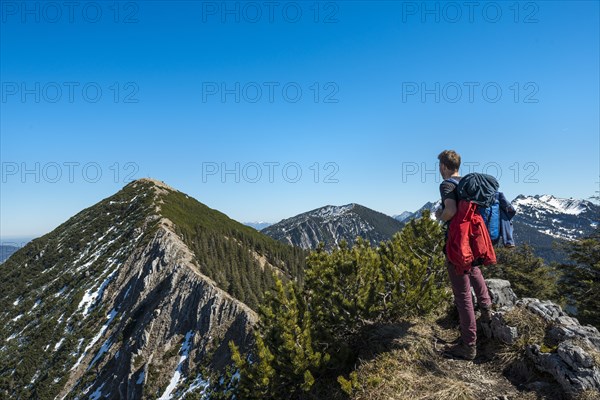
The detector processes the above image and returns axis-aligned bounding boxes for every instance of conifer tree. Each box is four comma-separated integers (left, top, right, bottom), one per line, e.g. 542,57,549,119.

488,244,559,302
229,279,328,399
305,237,382,344
230,334,275,398
558,228,600,328
378,210,449,319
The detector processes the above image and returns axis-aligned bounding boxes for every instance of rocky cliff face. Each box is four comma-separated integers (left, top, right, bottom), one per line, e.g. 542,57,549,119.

0,179,303,399
58,221,257,400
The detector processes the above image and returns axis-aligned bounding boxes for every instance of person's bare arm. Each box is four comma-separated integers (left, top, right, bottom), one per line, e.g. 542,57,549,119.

440,198,457,221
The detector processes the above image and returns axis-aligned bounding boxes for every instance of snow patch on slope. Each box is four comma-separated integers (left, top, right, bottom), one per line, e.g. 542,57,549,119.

89,383,105,400
316,204,355,220
159,331,195,400
77,268,118,316
71,309,118,370
513,195,587,216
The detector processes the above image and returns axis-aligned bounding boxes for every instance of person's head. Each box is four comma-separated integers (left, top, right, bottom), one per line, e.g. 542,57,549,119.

438,150,461,179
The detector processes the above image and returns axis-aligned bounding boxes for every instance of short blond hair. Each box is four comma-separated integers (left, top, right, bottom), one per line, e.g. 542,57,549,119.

438,150,461,171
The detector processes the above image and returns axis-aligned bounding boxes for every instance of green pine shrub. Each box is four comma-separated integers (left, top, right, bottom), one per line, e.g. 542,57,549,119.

226,210,450,399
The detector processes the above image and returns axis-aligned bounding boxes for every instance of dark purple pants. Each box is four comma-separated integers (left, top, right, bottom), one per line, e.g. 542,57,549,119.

446,260,492,346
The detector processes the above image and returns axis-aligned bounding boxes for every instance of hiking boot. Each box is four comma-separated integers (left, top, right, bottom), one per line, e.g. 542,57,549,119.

443,341,477,360
480,306,492,323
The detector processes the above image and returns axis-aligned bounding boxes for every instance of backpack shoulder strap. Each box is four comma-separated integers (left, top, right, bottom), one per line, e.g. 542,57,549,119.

444,177,460,186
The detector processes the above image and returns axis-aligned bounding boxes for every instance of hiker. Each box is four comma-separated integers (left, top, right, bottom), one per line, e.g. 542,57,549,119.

434,150,493,361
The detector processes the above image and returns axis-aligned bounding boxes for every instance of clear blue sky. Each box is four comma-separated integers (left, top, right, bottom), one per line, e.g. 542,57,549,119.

1,0,599,241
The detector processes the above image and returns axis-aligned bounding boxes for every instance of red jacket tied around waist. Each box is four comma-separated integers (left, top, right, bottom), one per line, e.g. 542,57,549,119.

446,200,497,274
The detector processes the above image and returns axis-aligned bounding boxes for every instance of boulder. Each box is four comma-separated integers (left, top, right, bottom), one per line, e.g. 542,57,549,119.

481,312,519,344
480,288,600,396
526,343,600,395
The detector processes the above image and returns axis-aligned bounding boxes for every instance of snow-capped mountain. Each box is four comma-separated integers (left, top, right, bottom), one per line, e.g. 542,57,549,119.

508,194,598,262
0,178,305,399
261,203,404,250
512,194,598,240
394,201,440,223
392,211,414,223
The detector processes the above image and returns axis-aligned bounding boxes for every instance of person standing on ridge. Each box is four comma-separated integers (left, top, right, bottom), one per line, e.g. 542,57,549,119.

434,150,492,361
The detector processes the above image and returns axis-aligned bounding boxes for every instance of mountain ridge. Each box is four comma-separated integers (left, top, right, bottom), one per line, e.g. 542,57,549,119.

0,178,305,399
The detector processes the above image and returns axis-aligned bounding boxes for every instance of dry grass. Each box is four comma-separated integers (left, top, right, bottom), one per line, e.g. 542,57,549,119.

332,306,580,400
590,349,600,368
350,349,476,400
348,320,476,400
574,390,600,400
495,306,549,368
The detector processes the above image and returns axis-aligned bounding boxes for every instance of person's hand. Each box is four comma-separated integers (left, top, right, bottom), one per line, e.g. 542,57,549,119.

435,208,442,220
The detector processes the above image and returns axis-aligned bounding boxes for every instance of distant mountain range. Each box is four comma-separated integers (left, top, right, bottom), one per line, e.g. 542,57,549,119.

260,195,598,263
391,211,413,223
261,203,404,250
243,221,273,231
510,194,598,262
511,194,598,240
0,245,20,264
393,201,440,223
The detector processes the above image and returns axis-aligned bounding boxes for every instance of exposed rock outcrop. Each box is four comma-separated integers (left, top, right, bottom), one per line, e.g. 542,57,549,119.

482,279,600,397
485,279,518,310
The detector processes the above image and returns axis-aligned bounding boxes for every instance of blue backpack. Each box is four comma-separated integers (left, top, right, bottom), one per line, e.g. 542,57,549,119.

477,194,501,245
